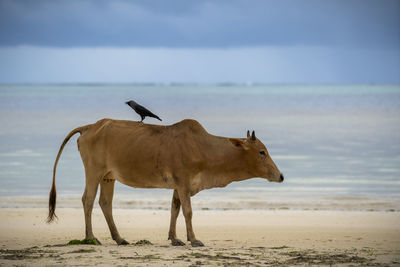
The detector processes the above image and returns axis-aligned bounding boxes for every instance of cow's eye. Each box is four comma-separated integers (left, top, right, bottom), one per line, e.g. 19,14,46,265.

259,151,266,156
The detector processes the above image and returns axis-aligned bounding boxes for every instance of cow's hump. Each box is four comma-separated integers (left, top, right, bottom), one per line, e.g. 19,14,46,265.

172,119,206,133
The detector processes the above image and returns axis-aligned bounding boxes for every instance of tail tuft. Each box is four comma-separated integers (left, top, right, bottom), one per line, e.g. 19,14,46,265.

47,182,57,223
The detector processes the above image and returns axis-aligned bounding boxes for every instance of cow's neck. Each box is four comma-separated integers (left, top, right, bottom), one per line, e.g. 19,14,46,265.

202,166,253,191
204,140,254,187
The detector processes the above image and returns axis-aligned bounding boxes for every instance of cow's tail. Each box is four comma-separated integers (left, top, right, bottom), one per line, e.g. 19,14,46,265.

47,125,89,223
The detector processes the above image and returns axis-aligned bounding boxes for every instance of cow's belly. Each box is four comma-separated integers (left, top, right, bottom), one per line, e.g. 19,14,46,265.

111,169,176,190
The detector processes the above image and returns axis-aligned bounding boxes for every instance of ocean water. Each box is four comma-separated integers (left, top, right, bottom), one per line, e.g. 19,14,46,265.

0,84,399,211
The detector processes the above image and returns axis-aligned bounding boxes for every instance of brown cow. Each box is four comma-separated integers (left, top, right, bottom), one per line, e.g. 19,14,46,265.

48,118,283,247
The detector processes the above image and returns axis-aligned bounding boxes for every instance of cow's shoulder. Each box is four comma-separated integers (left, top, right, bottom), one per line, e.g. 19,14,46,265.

172,119,206,134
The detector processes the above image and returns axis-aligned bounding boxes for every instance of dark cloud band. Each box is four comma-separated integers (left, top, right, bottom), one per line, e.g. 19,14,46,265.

0,0,399,48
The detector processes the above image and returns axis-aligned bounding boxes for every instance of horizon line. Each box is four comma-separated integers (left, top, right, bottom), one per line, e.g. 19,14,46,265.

1,82,399,86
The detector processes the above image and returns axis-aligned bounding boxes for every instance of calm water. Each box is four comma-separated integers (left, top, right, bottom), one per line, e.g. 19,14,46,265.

0,84,399,211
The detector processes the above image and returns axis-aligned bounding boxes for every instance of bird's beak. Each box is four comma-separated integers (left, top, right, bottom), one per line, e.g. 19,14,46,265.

125,101,129,104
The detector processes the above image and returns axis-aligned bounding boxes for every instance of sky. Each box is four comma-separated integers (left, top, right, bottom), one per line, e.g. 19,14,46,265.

0,0,399,84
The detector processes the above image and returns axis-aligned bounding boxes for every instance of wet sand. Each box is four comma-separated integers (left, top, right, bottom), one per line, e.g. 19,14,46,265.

0,208,399,266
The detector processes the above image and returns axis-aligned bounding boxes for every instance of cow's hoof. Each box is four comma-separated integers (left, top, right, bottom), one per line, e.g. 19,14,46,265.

94,238,102,245
171,239,186,246
191,240,204,247
117,239,129,245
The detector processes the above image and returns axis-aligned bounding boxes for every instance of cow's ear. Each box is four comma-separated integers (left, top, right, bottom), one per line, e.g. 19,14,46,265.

251,130,256,141
229,138,250,150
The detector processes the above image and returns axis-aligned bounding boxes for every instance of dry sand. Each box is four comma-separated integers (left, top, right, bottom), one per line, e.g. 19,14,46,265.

0,208,399,266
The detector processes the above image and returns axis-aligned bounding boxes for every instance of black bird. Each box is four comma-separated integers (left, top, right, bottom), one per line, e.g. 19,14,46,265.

125,100,162,122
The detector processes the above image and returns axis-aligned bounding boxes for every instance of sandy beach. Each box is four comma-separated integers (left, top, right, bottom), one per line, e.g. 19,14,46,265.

0,208,399,266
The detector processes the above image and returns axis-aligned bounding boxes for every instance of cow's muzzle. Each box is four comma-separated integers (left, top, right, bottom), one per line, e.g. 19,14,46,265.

279,173,284,183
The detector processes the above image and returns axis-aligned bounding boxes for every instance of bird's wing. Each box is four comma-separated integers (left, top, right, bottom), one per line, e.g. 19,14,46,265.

135,104,157,117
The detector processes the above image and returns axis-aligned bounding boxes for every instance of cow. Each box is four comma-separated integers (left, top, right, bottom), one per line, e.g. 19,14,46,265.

47,118,284,247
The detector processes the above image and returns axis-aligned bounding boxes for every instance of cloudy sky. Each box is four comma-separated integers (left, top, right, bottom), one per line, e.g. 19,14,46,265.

0,0,399,84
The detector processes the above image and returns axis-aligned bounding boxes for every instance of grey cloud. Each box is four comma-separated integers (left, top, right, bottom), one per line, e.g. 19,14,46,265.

0,0,399,48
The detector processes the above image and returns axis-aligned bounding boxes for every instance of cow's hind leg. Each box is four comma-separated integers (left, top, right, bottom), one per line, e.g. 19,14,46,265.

82,178,101,244
168,190,185,246
178,190,204,247
99,179,128,245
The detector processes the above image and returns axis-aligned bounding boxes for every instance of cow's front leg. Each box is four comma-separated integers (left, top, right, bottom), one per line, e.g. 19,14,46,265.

168,190,185,246
177,190,204,247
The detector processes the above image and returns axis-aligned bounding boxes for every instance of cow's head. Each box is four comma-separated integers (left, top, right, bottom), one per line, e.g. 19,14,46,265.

230,130,284,183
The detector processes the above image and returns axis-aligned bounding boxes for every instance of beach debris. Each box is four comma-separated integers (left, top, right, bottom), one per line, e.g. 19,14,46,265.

0,247,58,260
280,249,371,265
68,248,96,253
269,245,290,250
67,238,99,246
120,254,160,260
134,239,153,246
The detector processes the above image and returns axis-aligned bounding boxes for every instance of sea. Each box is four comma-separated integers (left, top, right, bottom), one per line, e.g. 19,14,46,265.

0,84,399,212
